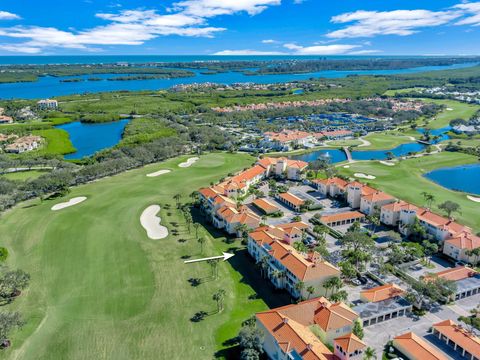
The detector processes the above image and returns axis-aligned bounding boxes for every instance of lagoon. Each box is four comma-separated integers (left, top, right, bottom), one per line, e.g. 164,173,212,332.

57,119,130,160
424,164,480,195
0,62,477,99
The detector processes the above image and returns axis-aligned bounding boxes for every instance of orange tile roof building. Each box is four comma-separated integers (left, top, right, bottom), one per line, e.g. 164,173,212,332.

252,198,280,215
424,266,480,301
256,298,362,360
359,191,395,216
432,320,480,360
354,283,412,327
393,332,448,360
248,221,308,246
248,229,340,299
443,231,480,264
346,181,377,209
277,192,305,211
213,205,261,236
257,156,309,181
319,211,365,227
333,333,366,360
312,177,348,198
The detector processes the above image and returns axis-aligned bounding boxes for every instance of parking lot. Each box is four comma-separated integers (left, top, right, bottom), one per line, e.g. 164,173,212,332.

405,255,454,280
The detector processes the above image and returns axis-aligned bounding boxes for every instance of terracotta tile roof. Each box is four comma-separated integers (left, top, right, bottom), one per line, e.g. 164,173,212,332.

217,205,261,228
433,320,480,357
362,191,394,203
256,311,335,360
212,194,236,207
257,157,278,168
417,209,469,235
198,187,219,199
382,200,418,212
252,198,279,214
393,332,447,360
316,130,353,138
278,192,305,206
347,181,377,196
320,211,365,224
256,297,357,360
312,177,348,189
334,333,366,353
286,159,309,170
276,221,309,235
313,299,359,332
427,266,478,282
264,130,313,143
268,241,340,281
445,231,480,250
232,165,266,183
360,284,405,302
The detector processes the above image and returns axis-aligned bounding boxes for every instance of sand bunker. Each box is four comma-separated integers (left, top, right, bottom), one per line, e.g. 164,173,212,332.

147,169,171,177
178,157,199,168
467,195,480,203
51,197,87,211
380,161,395,166
354,173,376,180
343,165,350,168
446,108,453,111
140,205,168,240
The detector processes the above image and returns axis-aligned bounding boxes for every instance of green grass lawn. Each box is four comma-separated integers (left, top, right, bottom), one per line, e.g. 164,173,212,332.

2,170,49,181
0,152,283,360
338,152,480,231
358,132,418,150
416,99,480,129
31,128,76,156
325,139,363,147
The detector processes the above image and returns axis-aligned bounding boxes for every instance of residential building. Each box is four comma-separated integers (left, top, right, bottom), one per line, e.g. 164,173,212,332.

424,266,480,300
37,99,58,109
252,198,280,215
359,191,395,216
346,181,377,209
256,297,362,360
432,320,480,360
0,115,13,124
4,135,42,153
443,231,480,264
333,333,366,360
248,233,340,299
312,177,348,198
214,205,261,236
415,208,469,242
262,129,315,150
354,284,412,327
380,201,418,226
277,192,305,212
257,157,309,181
198,187,236,217
319,211,365,227
216,164,267,197
393,332,448,360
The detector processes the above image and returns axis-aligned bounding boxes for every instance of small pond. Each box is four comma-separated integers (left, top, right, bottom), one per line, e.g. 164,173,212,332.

424,164,480,195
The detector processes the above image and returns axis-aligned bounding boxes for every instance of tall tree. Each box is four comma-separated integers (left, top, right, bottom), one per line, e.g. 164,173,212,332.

438,200,461,218
198,237,206,255
213,289,226,313
364,347,376,360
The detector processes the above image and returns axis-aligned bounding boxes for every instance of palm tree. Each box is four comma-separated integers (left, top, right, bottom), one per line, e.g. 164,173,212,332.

173,193,181,208
294,281,305,299
198,237,206,254
194,223,201,238
363,347,376,360
260,256,270,278
213,289,226,313
207,259,219,279
421,191,435,208
270,269,284,288
306,286,315,299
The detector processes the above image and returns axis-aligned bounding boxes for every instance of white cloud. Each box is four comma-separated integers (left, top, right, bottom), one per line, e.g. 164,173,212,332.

454,2,480,26
0,0,280,53
284,43,360,55
0,11,20,20
214,49,286,55
261,39,279,44
327,9,461,38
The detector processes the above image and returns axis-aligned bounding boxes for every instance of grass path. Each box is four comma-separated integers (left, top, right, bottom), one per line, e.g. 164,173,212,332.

338,152,480,231
0,152,277,360
416,98,480,129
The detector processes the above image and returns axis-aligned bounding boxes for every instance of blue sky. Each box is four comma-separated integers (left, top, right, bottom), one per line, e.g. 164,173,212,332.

0,0,480,55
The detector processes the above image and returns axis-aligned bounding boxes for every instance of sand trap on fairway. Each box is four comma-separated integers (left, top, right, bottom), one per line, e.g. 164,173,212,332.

446,108,453,111
467,195,480,203
380,161,395,166
343,165,350,168
51,197,87,211
354,173,376,180
140,205,168,240
178,157,199,168
146,169,171,177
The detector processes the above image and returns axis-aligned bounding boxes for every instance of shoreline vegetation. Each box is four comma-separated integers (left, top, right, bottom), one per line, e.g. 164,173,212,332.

0,57,479,84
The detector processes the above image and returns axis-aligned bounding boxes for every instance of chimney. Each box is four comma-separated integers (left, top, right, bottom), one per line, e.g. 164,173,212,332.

306,343,313,351
283,317,289,324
